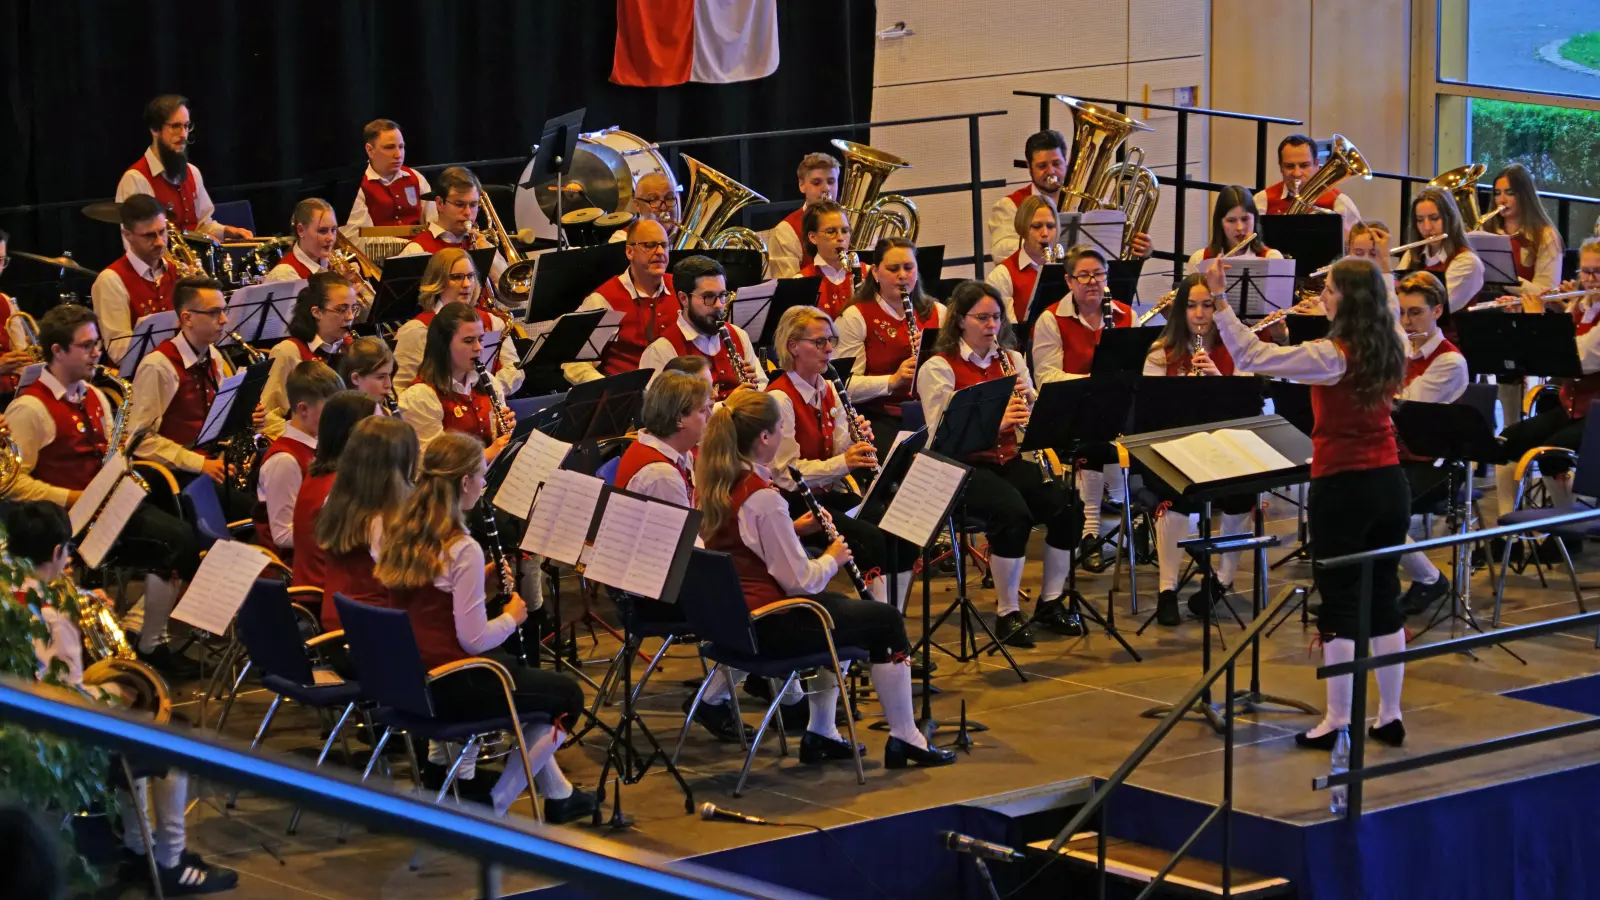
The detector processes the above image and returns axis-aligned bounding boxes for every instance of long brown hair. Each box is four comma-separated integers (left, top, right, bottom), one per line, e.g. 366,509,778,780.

317,416,419,555
308,390,380,478
1487,163,1557,262
374,431,482,588
1207,185,1267,256
932,280,1015,356
1153,274,1210,361
1406,187,1470,259
415,301,483,396
695,390,779,536
1326,258,1405,409
850,236,936,318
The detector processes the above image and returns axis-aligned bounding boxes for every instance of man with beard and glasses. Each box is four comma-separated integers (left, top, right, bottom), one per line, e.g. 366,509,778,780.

639,255,764,400
116,94,254,241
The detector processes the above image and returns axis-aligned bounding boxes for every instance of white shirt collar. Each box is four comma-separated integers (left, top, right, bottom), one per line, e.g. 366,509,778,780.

38,369,88,403
621,267,670,298
958,339,999,368
449,374,477,394
816,259,848,284
783,369,828,404
1064,294,1106,326
637,430,692,469
675,311,719,350
172,332,223,371
876,295,909,320
125,251,166,281
1409,330,1444,360
1423,245,1447,266
428,221,468,244
292,243,327,274
364,164,407,185
282,424,318,449
143,146,171,181
307,334,345,353
1012,251,1040,272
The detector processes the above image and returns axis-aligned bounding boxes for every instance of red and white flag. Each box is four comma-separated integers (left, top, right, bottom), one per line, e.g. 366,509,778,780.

611,0,779,88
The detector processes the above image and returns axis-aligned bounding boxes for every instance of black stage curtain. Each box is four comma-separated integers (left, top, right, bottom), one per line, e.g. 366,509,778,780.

0,0,875,307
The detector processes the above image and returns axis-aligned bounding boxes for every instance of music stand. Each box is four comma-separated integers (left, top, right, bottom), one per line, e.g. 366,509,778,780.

557,368,651,443
1108,257,1147,308
118,312,181,377
197,360,274,516
1454,310,1582,380
1258,214,1343,280
520,309,605,371
735,277,823,350
859,244,945,281
526,243,631,322
1468,232,1519,287
1089,325,1164,378
1285,314,1330,345
1059,210,1125,261
1206,257,1297,322
1022,269,1069,343
693,248,766,290
522,109,586,250
366,253,431,334
225,280,301,346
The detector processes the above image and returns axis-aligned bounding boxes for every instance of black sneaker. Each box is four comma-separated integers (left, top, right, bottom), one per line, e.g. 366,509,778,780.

994,611,1035,648
544,788,600,824
158,851,239,895
1034,598,1085,636
137,644,203,681
1155,590,1181,627
1400,576,1450,615
681,697,754,743
1078,535,1109,572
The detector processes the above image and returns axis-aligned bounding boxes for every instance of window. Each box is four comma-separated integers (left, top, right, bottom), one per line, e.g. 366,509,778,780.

1467,97,1600,243
1445,1,1600,101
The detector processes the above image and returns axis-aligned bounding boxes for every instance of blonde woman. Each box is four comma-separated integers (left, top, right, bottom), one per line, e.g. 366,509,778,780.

985,193,1060,324
393,248,522,394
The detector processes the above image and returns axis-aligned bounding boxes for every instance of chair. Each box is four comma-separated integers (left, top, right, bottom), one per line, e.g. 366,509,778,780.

211,199,255,234
670,550,868,797
229,578,362,833
334,594,547,822
180,475,257,552
595,456,622,486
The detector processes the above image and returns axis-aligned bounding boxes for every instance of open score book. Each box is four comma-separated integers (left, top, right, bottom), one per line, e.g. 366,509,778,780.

1152,428,1296,485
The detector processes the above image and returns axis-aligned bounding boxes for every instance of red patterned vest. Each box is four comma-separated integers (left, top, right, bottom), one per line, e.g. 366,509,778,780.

1309,343,1400,479
128,155,201,232
1048,300,1136,375
290,472,334,590
999,252,1042,323
614,439,692,500
855,299,940,416
253,436,317,562
0,294,17,394
18,381,109,491
1163,340,1236,376
767,372,840,461
937,350,1019,466
703,471,786,612
799,262,862,319
107,256,177,322
1509,233,1536,283
1260,182,1342,216
1561,308,1600,419
430,384,496,444
593,274,679,376
359,167,425,226
153,339,222,447
663,324,744,401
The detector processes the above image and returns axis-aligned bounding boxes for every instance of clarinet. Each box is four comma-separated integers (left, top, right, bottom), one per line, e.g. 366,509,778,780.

383,390,399,417
898,283,922,391
996,350,1056,484
472,358,521,656
474,357,517,438
827,371,880,480
717,301,756,388
1189,330,1206,376
787,465,872,601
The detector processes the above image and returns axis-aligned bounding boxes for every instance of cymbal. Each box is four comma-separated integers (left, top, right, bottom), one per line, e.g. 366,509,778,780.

595,211,636,228
82,201,121,224
10,250,95,277
560,207,605,226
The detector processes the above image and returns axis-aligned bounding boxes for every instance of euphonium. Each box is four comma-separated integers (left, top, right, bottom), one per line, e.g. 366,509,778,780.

1105,146,1161,260
59,577,172,723
165,230,208,278
1052,96,1155,215
1427,163,1488,228
831,139,919,246
9,310,42,362
330,231,380,308
1287,134,1371,214
672,156,769,254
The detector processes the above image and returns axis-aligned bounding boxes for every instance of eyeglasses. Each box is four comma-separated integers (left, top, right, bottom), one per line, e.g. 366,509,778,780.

1071,270,1109,284
628,241,669,252
443,198,480,212
321,303,356,316
163,122,195,133
186,308,226,319
71,339,102,353
792,335,840,351
816,226,851,237
446,272,478,283
636,195,674,209
693,291,732,304
966,313,1004,325
1581,268,1600,278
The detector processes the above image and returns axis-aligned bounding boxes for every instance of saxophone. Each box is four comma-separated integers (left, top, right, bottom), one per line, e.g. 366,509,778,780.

95,365,136,461
224,333,270,493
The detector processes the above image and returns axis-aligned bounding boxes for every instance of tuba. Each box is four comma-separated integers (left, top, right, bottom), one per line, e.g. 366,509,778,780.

1287,134,1371,214
1052,96,1155,215
1428,163,1487,228
831,139,919,246
1105,147,1161,260
71,578,172,724
672,156,769,254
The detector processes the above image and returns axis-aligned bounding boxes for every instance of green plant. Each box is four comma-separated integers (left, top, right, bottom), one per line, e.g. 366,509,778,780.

1470,98,1600,242
1558,31,1600,70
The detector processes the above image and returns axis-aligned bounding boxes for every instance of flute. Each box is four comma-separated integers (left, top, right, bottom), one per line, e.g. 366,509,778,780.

1467,289,1600,315
1250,296,1321,333
1308,234,1447,279
1477,205,1508,228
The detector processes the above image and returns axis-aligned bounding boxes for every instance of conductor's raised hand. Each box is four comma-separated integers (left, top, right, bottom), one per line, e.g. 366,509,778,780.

1202,260,1230,302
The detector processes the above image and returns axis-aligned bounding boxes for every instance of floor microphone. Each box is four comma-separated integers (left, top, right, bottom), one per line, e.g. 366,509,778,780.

939,830,1025,862
698,802,771,826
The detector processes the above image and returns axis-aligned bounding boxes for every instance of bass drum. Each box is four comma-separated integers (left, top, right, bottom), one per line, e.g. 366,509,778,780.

514,128,678,241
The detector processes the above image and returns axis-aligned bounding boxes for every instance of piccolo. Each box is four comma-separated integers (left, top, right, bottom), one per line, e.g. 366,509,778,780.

1250,297,1321,333
1308,234,1448,279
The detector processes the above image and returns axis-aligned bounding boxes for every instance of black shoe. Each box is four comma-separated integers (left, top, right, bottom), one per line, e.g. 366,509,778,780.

418,759,497,803
884,735,957,769
1101,497,1125,516
799,730,865,764
137,644,203,681
778,699,809,734
994,611,1035,649
1155,590,1181,627
1293,729,1341,751
158,851,239,895
1186,576,1230,620
1034,598,1085,636
1078,535,1109,572
742,677,774,702
1400,576,1451,616
909,651,938,679
1368,719,1407,748
682,698,754,743
544,788,600,824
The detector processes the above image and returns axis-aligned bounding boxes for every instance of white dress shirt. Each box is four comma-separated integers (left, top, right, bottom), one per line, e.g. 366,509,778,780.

1031,296,1111,384
128,333,230,473
562,268,673,385
770,369,855,491
986,252,1041,324
264,244,328,284
115,147,225,239
620,430,694,507
1252,186,1363,234
3,370,116,507
1398,245,1485,313
639,313,766,390
344,164,436,234
835,297,948,403
391,308,522,396
737,465,839,596
92,252,169,363
1213,306,1349,384
1399,332,1469,404
256,425,316,549
397,374,505,450
398,222,509,287
371,522,514,656
765,217,804,280
915,341,1031,448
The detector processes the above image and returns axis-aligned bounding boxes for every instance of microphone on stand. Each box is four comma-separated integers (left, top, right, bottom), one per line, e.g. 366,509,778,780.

939,831,1026,863
698,802,773,826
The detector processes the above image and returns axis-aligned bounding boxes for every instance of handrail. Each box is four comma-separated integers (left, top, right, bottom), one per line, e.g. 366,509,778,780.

0,678,816,900
1317,507,1600,567
1012,91,1304,125
1368,168,1600,205
653,110,1009,148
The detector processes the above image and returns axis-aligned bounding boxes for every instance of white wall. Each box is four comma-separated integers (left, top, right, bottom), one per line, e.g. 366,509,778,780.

867,0,1211,306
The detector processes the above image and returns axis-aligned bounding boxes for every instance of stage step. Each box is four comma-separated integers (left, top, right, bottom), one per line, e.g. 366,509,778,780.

1027,832,1292,898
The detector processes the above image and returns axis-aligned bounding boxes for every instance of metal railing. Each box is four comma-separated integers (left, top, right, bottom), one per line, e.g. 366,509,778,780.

1312,508,1600,818
1368,168,1600,244
0,677,816,900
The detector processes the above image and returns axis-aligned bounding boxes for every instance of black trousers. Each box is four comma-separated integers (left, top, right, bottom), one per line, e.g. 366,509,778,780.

1500,407,1585,476
751,590,910,664
428,651,585,729
961,458,1082,558
785,488,919,577
1401,460,1454,515
1309,466,1410,640
108,503,202,580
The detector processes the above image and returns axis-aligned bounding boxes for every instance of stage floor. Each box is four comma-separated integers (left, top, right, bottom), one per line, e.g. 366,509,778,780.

106,511,1600,899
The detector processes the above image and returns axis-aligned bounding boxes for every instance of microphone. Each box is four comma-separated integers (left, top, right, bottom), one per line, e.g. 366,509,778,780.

698,802,772,826
939,831,1025,863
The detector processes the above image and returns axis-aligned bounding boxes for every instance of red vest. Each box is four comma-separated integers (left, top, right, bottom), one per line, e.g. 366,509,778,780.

107,256,177,322
407,228,455,256
290,472,334,590
287,337,345,372
128,155,201,232
1163,340,1236,376
663,324,743,401
799,262,862,319
1421,245,1466,276
253,436,317,561
0,294,16,394
1005,185,1033,207
1561,309,1600,419
153,340,222,447
614,439,692,499
1261,182,1342,216
322,542,388,633
781,208,814,271
1048,300,1136,376
999,252,1042,324
359,167,425,226
703,471,786,612
1309,343,1399,479
390,580,470,670
280,249,317,280
414,307,499,374
19,381,109,491
593,274,679,376
1509,233,1536,283
938,350,1019,466
856,299,940,415
767,373,840,461
430,384,495,444
1398,337,1460,461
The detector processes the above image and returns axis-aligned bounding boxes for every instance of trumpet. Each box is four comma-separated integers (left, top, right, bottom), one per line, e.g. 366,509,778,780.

995,349,1054,483
1251,296,1322,333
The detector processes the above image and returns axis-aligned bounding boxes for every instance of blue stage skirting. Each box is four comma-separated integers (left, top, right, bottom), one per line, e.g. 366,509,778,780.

1506,672,1600,718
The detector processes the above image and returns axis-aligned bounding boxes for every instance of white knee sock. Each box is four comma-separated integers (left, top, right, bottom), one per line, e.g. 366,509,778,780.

1041,545,1073,602
1101,463,1124,503
1372,629,1407,726
1215,511,1252,587
701,667,746,705
779,676,805,705
806,668,843,741
868,574,889,605
130,575,178,654
1495,463,1519,517
521,722,571,799
120,771,188,869
1400,539,1441,585
1079,468,1105,536
871,661,928,748
990,555,1025,616
1156,512,1190,592
888,571,915,613
1306,638,1355,738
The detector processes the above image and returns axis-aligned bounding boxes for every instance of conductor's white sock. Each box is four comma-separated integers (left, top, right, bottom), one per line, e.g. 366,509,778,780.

1079,468,1105,536
1305,637,1354,739
1041,545,1073,602
521,723,570,799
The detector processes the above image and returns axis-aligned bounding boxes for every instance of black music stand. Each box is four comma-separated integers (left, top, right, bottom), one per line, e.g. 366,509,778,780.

526,243,630,322
1454,310,1583,381
520,309,605,372
522,109,586,249
693,248,766,290
1020,270,1069,346
366,253,430,334
1089,325,1164,378
196,361,273,514
1108,257,1147,307
744,277,823,350
557,368,652,443
1258,214,1343,280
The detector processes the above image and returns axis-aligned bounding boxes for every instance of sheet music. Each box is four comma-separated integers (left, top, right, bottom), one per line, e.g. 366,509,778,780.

118,311,181,376
846,430,916,519
1198,257,1298,318
77,477,147,569
170,540,272,635
521,469,606,565
578,309,623,362
879,452,968,546
492,430,573,519
582,493,690,599
1214,428,1294,471
195,369,249,447
478,330,504,367
1153,429,1297,485
730,278,780,339
69,454,128,537
1060,210,1126,259
1467,232,1518,285
15,363,44,390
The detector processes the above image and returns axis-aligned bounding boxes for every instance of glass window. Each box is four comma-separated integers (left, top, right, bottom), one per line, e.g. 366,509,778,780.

1443,0,1600,100
1466,97,1600,245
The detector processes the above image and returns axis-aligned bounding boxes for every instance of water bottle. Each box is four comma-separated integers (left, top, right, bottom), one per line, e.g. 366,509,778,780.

1329,727,1350,815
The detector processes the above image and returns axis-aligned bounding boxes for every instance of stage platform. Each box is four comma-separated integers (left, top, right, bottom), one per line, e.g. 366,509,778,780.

96,511,1600,900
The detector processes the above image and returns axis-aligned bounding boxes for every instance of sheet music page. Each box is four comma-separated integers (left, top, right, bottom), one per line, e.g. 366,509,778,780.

1153,432,1258,484
580,308,625,362
70,454,128,537
478,330,504,367
118,311,181,376
621,501,690,598
879,452,967,546
77,477,147,569
492,430,573,519
15,363,43,391
195,369,249,447
582,493,647,592
731,278,780,338
1215,429,1294,472
1079,209,1127,258
521,469,604,565
170,540,272,635
846,429,918,519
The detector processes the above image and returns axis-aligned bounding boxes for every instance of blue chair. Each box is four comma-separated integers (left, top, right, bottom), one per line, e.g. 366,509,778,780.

179,476,256,552
670,549,869,796
334,594,548,822
229,578,362,832
595,456,622,486
211,199,255,234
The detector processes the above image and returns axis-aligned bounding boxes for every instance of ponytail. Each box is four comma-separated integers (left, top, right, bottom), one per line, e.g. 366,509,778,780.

694,390,780,536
